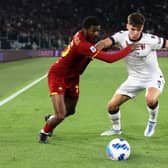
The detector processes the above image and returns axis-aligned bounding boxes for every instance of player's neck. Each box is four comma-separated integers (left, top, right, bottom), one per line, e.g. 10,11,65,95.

129,33,142,42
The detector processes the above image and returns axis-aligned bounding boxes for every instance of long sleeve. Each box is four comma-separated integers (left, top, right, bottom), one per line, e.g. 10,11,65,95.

95,47,132,63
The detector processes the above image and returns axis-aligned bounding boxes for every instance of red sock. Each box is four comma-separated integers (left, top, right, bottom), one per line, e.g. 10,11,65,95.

43,122,53,133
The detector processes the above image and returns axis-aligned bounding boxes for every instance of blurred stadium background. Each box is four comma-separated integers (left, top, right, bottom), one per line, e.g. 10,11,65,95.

0,1,168,168
0,0,168,50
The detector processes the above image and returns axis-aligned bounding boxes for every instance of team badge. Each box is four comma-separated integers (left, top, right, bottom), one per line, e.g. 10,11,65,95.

90,46,97,53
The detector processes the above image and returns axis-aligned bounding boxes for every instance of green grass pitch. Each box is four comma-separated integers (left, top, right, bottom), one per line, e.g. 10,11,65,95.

0,57,168,168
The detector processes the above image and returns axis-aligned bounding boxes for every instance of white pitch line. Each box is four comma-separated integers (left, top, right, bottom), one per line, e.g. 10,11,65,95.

0,74,47,106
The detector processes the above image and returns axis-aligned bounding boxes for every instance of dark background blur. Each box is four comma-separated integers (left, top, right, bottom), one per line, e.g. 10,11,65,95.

0,0,168,49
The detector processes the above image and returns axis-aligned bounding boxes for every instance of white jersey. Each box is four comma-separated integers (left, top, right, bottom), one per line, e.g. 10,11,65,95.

111,31,165,80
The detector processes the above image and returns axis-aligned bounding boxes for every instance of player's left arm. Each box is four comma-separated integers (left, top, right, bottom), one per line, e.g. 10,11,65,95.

95,37,114,50
77,40,140,63
95,42,140,63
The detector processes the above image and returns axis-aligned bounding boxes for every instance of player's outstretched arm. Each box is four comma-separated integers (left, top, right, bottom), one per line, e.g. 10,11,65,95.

95,43,140,63
95,37,113,50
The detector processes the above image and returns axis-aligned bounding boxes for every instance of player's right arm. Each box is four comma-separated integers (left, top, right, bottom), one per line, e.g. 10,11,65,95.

77,40,140,63
94,43,140,63
96,31,127,50
95,37,114,50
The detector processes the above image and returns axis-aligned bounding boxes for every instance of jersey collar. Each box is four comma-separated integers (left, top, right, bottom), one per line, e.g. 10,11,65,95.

129,33,143,42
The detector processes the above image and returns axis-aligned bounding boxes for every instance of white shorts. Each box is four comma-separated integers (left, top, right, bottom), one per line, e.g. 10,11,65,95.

116,75,165,98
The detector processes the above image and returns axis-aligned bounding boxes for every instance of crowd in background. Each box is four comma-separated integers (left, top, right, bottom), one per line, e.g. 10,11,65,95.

0,0,168,49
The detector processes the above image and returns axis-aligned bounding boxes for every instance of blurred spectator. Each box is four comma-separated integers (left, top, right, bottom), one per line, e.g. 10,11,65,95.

0,0,168,49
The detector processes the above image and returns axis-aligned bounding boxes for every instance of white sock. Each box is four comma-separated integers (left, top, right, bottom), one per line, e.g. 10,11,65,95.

108,110,121,130
147,104,159,122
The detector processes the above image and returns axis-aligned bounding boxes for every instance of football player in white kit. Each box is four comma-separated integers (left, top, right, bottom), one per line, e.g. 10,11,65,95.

96,12,168,137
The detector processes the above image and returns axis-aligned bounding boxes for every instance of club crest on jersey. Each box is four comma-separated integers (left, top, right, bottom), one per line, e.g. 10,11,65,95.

90,46,97,53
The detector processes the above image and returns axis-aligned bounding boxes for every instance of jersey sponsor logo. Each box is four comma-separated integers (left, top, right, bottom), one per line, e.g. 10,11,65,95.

90,46,97,53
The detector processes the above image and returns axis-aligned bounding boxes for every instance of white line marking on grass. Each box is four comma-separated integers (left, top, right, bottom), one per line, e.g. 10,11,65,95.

0,74,47,106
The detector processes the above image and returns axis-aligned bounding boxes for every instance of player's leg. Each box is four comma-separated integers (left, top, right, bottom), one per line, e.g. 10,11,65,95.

101,76,139,136
101,93,130,136
144,87,162,137
39,74,67,143
44,94,79,136
39,76,80,143
144,75,165,137
39,94,66,143
64,96,79,117
64,77,80,117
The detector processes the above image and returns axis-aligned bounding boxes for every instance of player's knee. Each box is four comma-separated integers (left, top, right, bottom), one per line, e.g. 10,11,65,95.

145,95,157,107
107,102,119,114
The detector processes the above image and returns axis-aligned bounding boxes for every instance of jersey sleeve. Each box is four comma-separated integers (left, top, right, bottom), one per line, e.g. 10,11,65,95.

76,41,99,58
95,47,132,63
150,35,165,50
111,31,124,44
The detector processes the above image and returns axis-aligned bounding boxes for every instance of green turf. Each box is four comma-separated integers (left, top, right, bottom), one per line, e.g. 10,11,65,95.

0,57,168,168
0,57,56,100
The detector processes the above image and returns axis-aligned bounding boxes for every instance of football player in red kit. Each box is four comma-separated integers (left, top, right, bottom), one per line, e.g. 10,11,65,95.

39,16,140,143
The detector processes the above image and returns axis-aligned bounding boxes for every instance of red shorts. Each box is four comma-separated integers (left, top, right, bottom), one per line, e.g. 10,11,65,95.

48,72,80,98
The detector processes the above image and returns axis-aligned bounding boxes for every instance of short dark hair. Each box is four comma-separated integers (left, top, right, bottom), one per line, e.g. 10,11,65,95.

127,12,145,27
82,16,100,28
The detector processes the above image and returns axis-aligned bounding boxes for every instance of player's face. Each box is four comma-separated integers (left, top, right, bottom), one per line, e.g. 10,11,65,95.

127,24,143,41
86,25,101,43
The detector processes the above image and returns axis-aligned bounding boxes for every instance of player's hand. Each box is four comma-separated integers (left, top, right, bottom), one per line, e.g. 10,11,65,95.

126,41,141,51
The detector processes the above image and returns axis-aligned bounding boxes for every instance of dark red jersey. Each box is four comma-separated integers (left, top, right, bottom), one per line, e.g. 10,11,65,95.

49,31,99,77
49,30,133,77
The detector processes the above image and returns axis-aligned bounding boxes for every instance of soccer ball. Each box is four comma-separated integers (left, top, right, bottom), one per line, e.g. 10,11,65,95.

106,138,131,161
